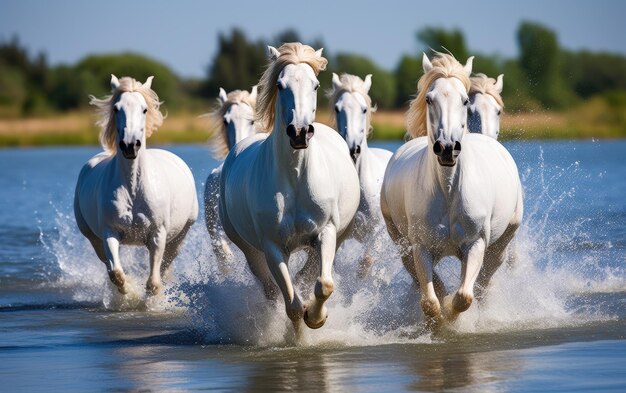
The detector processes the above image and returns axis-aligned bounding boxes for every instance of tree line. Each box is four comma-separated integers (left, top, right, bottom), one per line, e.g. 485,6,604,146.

1,21,626,118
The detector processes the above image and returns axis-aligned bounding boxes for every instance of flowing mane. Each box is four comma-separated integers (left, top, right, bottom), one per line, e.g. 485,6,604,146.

89,77,164,154
470,73,504,108
405,53,471,139
207,89,257,160
256,42,328,131
326,73,376,137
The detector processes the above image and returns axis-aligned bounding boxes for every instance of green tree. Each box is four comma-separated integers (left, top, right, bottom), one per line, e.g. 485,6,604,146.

0,37,51,115
563,50,626,98
75,52,181,108
204,29,266,99
417,27,469,60
517,21,574,109
333,53,396,108
394,55,422,107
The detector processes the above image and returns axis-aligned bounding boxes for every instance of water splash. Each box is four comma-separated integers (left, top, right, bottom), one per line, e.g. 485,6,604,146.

39,147,624,346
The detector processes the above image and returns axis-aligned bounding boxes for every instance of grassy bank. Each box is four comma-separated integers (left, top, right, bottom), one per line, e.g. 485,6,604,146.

0,98,624,147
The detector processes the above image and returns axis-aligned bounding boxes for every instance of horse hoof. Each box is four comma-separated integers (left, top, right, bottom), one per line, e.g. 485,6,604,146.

109,270,126,293
145,283,162,297
303,310,327,329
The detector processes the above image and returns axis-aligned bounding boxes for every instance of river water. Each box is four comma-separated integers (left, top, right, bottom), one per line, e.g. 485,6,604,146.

0,140,625,392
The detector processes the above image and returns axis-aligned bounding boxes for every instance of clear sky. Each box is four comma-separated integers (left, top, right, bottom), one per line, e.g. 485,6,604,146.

1,0,624,78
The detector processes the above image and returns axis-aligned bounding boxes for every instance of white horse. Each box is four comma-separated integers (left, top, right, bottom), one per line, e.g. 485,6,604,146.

74,75,198,296
380,53,523,323
203,86,258,267
327,73,392,277
468,73,504,139
219,43,360,332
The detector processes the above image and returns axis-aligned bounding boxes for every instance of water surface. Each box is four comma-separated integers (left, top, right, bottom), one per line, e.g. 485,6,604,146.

1,140,625,392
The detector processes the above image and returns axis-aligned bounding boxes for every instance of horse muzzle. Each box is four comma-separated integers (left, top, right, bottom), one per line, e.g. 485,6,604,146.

349,145,361,163
119,140,141,159
286,124,314,149
433,140,461,167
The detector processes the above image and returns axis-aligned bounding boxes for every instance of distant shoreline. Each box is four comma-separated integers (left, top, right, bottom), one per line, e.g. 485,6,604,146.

0,107,624,148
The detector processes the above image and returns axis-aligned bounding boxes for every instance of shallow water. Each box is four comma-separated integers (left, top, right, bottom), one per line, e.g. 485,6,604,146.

1,140,625,392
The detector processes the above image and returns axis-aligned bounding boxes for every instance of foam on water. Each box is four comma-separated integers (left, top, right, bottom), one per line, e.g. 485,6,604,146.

40,148,624,346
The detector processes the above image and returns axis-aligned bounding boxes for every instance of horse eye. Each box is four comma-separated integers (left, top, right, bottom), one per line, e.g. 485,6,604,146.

143,108,147,114
463,98,469,106
314,83,320,91
362,108,367,114
425,96,432,105
250,120,255,125
497,109,502,116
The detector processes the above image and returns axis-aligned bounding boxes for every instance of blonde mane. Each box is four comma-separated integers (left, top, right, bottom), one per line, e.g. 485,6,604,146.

326,73,376,137
89,77,164,154
207,89,257,160
470,73,504,108
405,53,471,139
256,42,328,131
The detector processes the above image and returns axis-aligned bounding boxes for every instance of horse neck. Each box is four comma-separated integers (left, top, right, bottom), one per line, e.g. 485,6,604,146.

426,133,460,200
113,148,147,196
266,103,313,182
354,140,377,191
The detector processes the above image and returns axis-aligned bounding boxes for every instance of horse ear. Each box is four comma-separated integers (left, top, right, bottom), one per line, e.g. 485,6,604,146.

464,56,474,76
143,76,154,90
249,85,258,101
267,46,280,61
315,48,324,58
218,88,228,103
110,74,120,92
495,74,504,93
332,73,342,90
363,74,373,92
422,53,433,73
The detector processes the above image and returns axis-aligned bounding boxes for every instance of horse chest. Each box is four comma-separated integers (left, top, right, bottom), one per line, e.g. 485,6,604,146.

268,187,331,246
107,188,157,242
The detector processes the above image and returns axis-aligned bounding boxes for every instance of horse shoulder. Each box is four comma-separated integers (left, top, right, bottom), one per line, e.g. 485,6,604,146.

456,135,521,241
382,138,432,236
146,149,199,221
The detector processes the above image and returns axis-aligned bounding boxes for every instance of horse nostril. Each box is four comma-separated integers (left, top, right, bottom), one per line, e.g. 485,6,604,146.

306,124,315,139
355,145,361,154
433,141,444,156
135,140,141,147
454,141,461,152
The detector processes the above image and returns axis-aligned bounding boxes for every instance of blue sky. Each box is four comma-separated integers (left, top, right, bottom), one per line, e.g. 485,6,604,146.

1,0,624,78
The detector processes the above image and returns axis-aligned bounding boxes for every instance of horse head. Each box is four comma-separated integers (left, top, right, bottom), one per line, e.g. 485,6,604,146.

218,86,257,150
422,53,473,167
330,73,373,162
110,75,156,159
468,73,504,139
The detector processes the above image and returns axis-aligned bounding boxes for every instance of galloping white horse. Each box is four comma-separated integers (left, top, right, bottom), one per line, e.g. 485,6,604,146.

219,43,360,332
74,75,198,296
381,53,523,322
327,73,392,277
468,73,504,139
204,86,258,267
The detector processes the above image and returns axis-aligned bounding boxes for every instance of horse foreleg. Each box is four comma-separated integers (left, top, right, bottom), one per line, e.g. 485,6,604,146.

146,227,167,296
358,227,383,279
304,225,337,330
264,243,304,329
103,233,128,294
446,238,486,318
205,172,233,275
412,245,441,322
